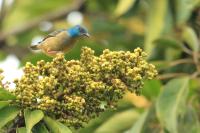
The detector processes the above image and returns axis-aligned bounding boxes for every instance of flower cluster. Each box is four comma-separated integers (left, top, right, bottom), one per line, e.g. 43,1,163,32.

11,47,157,128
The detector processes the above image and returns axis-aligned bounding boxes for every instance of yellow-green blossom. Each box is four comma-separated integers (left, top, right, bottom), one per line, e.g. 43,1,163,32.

10,47,157,128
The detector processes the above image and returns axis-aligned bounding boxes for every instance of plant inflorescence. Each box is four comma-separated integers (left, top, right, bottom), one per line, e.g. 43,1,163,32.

5,47,157,128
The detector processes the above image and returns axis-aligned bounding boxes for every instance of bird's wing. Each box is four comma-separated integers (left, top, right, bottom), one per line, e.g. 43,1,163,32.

40,29,66,42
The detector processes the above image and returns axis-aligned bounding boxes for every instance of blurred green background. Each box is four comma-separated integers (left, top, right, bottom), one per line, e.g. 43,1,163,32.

0,0,200,132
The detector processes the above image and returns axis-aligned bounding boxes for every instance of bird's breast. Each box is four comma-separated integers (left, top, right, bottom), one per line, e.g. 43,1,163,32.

41,31,76,52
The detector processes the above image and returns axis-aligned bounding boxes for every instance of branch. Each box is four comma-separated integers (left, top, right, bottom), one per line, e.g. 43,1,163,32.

158,73,189,80
1,45,30,60
169,58,194,67
0,0,85,41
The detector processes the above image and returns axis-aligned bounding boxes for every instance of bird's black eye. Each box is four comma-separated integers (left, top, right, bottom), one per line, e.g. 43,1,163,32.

79,27,84,32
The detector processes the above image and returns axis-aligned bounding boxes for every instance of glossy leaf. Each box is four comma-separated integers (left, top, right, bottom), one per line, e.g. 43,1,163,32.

17,127,28,133
182,26,199,52
142,80,161,101
33,123,49,133
114,0,136,17
0,101,10,110
127,110,149,133
128,105,161,133
43,116,72,133
165,47,182,61
24,109,44,133
94,109,140,133
174,0,199,25
151,60,171,71
144,0,168,55
0,106,20,128
156,77,189,133
57,122,73,133
78,110,120,133
127,104,162,133
0,88,16,100
178,105,200,133
153,37,182,49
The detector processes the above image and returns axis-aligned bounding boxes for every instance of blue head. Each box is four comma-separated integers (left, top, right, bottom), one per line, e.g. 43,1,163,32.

67,25,90,38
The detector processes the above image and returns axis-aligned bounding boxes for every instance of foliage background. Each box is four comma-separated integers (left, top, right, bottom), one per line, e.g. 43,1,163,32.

0,0,200,133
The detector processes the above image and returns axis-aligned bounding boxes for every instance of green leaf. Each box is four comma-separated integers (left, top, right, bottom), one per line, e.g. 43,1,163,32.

43,116,60,133
151,60,171,71
178,105,200,133
0,101,10,110
114,0,136,17
174,0,199,25
142,80,161,101
24,109,44,133
94,109,140,133
33,123,49,133
57,122,73,133
78,110,120,133
144,0,168,55
0,106,20,128
153,37,182,49
0,88,16,100
43,116,72,133
17,127,28,133
156,77,189,133
128,109,149,133
165,47,182,61
182,26,199,52
128,105,160,133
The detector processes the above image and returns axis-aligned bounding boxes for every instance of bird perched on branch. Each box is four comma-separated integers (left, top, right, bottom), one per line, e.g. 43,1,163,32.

30,25,90,57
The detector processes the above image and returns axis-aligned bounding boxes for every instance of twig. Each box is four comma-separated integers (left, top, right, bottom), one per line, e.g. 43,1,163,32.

181,45,193,55
158,73,189,80
1,45,30,60
156,58,194,71
191,71,200,79
169,58,194,67
0,0,85,41
192,51,200,72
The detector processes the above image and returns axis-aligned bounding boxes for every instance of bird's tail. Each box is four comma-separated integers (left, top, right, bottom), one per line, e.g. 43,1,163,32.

29,45,39,50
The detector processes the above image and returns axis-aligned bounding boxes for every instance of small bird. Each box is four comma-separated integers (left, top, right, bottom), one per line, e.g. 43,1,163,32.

30,25,90,57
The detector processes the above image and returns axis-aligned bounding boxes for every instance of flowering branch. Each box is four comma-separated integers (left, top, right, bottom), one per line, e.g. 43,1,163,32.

3,47,157,129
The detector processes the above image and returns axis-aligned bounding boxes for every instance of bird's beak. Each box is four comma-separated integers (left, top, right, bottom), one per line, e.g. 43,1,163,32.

83,33,90,38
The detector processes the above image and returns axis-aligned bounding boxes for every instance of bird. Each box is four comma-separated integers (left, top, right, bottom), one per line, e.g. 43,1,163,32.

30,25,90,57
